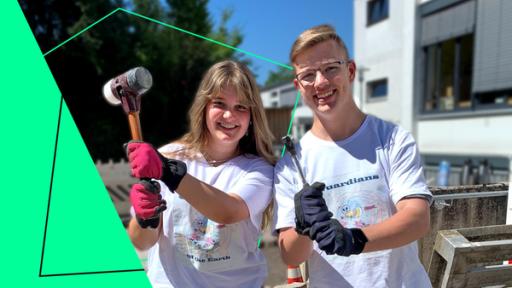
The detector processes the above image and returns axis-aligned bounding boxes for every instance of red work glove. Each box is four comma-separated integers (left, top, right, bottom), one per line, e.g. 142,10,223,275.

125,141,187,192
130,181,166,228
126,141,162,179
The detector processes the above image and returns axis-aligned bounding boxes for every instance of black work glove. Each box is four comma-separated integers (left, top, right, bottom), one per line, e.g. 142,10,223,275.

159,156,187,192
294,182,333,235
309,219,368,256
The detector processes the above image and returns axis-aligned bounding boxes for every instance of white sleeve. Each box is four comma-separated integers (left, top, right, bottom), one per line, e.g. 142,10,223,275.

389,128,432,205
230,159,274,230
272,155,300,233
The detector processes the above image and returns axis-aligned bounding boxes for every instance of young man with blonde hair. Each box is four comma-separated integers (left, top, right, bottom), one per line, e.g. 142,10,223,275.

274,25,432,287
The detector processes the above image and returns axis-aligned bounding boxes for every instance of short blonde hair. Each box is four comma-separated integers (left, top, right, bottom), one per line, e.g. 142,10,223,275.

290,24,350,64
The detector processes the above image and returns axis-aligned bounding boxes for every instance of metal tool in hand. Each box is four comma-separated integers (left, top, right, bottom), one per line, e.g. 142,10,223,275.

103,67,154,179
103,67,153,140
103,67,161,228
281,135,307,186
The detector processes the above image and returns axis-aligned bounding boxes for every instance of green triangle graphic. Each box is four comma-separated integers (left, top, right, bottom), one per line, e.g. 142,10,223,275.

41,100,146,276
1,1,151,286
3,0,299,286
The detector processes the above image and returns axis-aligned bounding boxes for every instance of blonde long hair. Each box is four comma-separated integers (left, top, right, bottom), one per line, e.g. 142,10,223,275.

167,60,275,229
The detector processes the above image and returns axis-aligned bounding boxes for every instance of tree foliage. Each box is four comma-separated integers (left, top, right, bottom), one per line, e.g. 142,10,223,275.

19,0,246,161
264,65,295,88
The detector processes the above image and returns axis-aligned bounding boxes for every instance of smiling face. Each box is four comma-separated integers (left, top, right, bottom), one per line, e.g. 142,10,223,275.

205,85,251,151
293,39,356,116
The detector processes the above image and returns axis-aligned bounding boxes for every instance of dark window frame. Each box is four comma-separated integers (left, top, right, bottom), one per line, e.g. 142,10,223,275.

367,78,388,100
421,34,479,114
367,0,389,26
474,89,512,109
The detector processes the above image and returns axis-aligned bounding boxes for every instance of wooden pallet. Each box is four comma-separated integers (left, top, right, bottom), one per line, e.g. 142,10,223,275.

428,225,512,288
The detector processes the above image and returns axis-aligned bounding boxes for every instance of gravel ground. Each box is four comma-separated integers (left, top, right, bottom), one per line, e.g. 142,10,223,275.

261,243,287,287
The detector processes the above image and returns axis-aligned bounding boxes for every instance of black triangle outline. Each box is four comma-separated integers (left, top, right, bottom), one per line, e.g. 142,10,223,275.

34,5,296,279
38,95,144,277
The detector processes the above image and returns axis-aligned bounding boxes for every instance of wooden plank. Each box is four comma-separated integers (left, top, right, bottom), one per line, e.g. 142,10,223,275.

429,225,512,287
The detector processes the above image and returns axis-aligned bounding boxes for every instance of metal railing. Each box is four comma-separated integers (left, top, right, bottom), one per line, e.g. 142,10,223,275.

424,165,509,186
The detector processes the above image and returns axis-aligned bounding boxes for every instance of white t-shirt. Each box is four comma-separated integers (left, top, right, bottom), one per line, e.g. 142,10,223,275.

273,115,432,288
145,144,273,288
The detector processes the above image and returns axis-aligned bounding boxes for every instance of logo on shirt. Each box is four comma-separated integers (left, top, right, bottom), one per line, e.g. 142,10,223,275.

321,174,389,229
325,175,379,191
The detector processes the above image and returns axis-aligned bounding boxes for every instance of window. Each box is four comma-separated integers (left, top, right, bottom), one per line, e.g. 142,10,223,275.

367,0,389,26
422,34,474,113
475,89,512,107
459,35,473,108
439,39,455,111
367,79,388,99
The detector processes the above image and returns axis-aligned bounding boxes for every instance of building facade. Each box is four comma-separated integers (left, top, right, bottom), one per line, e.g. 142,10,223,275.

354,0,512,186
260,81,313,145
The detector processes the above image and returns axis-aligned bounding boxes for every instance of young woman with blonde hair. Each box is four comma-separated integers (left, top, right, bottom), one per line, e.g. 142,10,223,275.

126,60,275,287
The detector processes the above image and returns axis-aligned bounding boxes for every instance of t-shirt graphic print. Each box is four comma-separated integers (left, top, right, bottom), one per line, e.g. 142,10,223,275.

323,172,392,229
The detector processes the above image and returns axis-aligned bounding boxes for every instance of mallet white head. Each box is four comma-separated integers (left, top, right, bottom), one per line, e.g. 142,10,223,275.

103,79,121,105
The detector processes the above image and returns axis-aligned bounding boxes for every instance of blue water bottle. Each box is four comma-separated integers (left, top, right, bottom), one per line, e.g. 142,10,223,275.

437,160,450,186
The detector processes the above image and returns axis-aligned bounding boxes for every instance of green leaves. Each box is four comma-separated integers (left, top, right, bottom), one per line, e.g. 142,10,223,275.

265,65,295,88
21,0,246,161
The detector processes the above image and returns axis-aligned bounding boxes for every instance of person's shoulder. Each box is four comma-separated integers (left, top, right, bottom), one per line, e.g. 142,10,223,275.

158,142,185,154
299,131,319,147
273,134,311,171
367,114,398,133
234,154,274,182
366,114,411,143
275,152,291,171
240,154,274,170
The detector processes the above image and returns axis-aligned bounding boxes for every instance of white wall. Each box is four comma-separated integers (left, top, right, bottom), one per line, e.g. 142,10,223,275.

354,0,511,183
260,89,273,108
260,82,296,108
417,115,512,157
354,0,417,132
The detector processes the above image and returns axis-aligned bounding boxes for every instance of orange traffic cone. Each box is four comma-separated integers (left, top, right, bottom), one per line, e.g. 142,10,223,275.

287,265,304,283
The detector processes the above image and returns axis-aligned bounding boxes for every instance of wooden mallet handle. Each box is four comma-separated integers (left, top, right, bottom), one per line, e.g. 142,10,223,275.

128,111,143,141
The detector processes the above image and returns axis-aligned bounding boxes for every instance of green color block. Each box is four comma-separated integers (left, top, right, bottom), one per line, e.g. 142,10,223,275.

0,1,150,286
0,0,298,286
41,100,144,276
